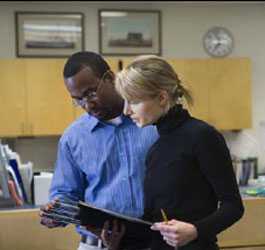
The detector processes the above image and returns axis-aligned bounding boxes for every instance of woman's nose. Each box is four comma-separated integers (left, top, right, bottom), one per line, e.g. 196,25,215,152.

123,101,132,115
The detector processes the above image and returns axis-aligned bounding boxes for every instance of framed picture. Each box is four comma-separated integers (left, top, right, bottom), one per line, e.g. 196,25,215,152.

99,10,161,56
15,12,84,57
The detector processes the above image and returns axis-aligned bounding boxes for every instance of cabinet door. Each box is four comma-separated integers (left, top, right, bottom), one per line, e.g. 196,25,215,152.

25,59,74,136
167,59,210,122
0,209,79,250
0,60,27,137
148,58,251,130
74,57,120,119
207,58,252,130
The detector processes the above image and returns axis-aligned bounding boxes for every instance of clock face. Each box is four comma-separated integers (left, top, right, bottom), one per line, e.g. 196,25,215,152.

203,27,234,57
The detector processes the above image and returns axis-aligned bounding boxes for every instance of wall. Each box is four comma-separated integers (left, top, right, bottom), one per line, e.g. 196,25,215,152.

0,1,265,172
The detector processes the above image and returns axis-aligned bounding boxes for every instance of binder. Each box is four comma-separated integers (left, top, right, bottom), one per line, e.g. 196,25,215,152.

6,166,23,201
9,158,28,202
0,145,11,199
3,146,28,202
0,143,16,207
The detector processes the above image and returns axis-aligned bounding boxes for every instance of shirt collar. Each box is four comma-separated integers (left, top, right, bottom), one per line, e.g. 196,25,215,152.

86,114,100,132
87,113,132,133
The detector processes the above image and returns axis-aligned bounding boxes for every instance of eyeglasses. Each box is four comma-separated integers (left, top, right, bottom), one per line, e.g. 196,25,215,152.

72,69,113,107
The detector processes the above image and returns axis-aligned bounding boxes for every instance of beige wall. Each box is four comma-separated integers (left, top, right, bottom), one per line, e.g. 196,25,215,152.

1,1,265,172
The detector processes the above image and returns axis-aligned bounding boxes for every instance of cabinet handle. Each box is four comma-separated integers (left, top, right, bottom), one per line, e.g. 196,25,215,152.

21,123,25,134
30,124,33,134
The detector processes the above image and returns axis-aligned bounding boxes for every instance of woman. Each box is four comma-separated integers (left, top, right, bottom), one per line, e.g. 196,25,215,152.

102,55,244,250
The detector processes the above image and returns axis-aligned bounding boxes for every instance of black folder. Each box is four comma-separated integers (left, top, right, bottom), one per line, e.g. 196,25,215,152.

78,201,152,227
43,199,153,249
78,201,153,249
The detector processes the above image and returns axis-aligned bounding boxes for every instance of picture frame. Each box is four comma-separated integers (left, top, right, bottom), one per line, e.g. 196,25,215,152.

99,9,161,56
15,12,85,58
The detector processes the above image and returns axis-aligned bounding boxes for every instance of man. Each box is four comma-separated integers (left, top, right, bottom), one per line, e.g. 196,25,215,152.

39,51,158,250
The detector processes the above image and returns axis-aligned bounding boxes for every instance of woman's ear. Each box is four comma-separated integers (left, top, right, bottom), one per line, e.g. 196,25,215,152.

158,90,169,107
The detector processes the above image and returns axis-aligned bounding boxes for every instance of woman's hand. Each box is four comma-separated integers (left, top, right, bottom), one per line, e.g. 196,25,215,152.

151,219,198,247
100,220,126,250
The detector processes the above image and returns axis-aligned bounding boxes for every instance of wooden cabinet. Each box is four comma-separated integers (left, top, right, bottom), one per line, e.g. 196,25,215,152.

167,59,210,122
169,58,252,130
122,57,252,130
25,59,74,136
207,58,252,130
0,209,79,250
0,59,74,137
0,57,252,137
0,60,27,136
0,58,121,137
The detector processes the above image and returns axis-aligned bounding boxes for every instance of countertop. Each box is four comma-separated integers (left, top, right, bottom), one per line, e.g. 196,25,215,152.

1,185,264,211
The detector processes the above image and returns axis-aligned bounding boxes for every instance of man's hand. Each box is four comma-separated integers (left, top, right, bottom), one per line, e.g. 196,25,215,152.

85,220,125,250
39,200,67,228
101,220,126,250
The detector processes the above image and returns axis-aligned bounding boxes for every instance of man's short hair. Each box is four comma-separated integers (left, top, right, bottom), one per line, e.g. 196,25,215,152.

63,51,110,78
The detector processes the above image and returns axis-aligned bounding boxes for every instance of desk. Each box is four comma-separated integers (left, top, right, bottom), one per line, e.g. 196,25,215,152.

0,198,264,250
218,197,265,249
0,208,79,250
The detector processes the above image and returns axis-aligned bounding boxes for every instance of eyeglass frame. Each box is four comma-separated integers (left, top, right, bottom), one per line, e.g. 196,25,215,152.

72,69,114,107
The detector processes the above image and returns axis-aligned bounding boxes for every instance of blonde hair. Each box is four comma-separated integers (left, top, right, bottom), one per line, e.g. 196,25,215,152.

115,55,193,107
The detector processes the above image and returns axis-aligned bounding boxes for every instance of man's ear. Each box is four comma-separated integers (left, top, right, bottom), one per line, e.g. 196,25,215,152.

106,70,115,82
159,90,169,107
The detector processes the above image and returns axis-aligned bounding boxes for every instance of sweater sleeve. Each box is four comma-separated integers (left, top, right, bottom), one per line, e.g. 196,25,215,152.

192,125,244,240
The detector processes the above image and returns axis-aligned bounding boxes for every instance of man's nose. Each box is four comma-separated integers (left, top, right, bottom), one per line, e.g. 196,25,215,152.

83,101,96,112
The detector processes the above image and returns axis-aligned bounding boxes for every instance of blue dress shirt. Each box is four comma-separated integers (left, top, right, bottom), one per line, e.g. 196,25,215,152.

49,113,158,237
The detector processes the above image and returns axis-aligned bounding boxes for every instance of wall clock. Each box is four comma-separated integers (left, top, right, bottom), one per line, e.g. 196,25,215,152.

203,26,234,57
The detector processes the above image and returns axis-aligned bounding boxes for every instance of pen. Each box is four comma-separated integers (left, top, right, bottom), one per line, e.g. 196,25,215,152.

160,208,168,223
161,209,178,250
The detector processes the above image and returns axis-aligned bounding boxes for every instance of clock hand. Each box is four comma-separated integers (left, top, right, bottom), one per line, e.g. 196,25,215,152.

214,41,221,51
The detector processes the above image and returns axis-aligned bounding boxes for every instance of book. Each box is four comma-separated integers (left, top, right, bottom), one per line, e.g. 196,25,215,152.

6,166,23,202
2,146,28,202
0,148,11,200
9,158,28,202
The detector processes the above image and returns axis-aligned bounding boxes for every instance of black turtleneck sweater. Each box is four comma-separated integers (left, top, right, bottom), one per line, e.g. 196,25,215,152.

143,105,244,250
